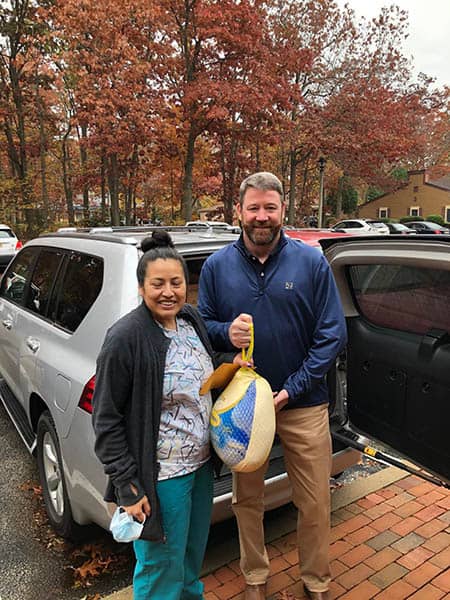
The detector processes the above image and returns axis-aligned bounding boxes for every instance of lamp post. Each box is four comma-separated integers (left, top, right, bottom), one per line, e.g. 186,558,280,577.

317,156,326,228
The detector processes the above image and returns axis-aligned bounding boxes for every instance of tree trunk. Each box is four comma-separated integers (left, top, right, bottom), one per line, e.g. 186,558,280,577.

10,66,27,186
181,126,197,222
9,59,31,229
287,149,297,225
62,130,75,226
124,184,132,225
221,138,239,224
301,161,309,224
170,165,175,221
255,137,260,172
126,145,139,225
36,87,49,225
279,142,289,199
79,123,90,223
107,154,120,225
100,154,107,223
335,176,343,218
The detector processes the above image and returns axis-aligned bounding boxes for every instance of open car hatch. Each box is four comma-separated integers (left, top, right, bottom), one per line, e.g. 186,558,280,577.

323,235,450,488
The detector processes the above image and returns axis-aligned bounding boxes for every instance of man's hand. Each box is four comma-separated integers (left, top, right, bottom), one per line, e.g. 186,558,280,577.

123,495,151,523
229,313,253,348
273,389,289,412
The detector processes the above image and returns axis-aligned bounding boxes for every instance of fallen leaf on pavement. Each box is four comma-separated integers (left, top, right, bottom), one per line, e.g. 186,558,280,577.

276,591,299,600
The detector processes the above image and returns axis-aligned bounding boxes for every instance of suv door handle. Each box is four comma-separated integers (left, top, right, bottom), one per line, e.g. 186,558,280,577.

2,318,12,330
26,337,40,353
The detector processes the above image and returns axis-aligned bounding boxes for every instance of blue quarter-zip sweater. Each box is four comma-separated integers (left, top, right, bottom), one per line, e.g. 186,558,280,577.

198,232,347,409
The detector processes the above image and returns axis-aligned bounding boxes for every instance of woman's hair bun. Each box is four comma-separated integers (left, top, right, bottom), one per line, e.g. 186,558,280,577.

141,230,175,253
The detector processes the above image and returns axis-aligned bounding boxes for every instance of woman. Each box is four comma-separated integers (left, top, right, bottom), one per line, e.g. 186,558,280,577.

92,231,244,600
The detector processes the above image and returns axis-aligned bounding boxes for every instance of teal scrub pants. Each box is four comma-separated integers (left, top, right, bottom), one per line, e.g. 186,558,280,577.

133,461,213,600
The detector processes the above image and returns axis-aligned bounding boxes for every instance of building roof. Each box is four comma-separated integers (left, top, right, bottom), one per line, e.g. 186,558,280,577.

428,173,450,191
358,168,450,208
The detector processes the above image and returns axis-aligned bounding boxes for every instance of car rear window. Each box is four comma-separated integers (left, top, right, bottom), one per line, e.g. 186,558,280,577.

185,257,206,305
0,229,14,238
53,252,103,332
349,264,450,336
25,249,64,316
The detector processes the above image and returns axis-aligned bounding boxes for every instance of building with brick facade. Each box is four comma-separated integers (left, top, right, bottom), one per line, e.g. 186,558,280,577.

357,170,450,223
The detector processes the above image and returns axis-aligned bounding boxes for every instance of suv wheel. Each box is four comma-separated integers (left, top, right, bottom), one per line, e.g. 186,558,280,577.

36,411,83,540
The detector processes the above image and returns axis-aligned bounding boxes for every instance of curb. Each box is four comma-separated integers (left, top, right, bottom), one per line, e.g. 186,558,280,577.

102,466,407,600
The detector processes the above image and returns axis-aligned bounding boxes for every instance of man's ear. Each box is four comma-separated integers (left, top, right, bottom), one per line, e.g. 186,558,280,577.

235,201,242,222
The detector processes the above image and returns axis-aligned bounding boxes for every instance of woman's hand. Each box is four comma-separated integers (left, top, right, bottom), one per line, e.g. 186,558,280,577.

233,353,254,368
123,495,151,523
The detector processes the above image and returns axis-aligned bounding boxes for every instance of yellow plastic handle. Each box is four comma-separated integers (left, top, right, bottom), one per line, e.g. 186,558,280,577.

241,322,254,363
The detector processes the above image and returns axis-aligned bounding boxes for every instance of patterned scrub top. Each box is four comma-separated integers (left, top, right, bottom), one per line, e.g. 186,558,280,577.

157,317,214,480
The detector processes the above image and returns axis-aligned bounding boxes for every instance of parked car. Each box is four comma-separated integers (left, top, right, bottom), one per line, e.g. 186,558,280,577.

185,220,241,234
331,219,390,235
0,227,448,541
405,221,450,234
0,224,23,269
284,228,352,250
386,222,417,235
365,220,391,235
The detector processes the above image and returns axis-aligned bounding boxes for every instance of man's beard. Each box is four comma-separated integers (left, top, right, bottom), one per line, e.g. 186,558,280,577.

243,223,281,246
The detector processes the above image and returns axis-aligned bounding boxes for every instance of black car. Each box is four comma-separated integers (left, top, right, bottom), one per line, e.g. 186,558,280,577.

406,221,450,234
386,222,416,235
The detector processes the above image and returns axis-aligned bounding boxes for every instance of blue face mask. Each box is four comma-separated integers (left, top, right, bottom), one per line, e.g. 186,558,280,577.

110,507,145,543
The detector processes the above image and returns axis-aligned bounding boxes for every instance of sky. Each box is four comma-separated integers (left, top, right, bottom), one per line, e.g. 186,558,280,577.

336,0,450,88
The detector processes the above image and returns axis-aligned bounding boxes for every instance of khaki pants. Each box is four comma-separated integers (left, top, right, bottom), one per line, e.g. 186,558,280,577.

232,404,332,592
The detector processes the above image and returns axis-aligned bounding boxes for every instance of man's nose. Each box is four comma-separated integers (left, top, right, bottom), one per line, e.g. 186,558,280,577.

255,208,269,220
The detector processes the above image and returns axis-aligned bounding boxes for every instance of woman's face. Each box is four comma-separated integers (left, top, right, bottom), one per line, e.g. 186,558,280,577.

139,258,186,329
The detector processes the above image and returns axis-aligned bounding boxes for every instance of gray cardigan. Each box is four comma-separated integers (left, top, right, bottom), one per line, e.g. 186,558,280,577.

92,302,233,541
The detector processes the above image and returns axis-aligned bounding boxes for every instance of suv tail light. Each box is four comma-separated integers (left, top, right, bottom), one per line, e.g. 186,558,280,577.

79,375,95,413
15,240,23,250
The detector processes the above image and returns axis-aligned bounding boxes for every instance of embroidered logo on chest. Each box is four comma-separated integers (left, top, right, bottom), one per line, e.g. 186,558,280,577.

285,281,294,290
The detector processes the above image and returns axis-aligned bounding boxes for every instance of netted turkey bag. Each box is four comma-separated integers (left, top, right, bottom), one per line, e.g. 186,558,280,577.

210,367,275,473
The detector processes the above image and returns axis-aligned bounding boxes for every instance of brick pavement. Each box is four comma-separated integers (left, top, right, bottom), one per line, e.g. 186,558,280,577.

201,475,450,600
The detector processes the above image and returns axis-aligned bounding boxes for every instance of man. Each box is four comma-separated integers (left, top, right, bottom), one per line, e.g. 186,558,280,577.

198,172,347,600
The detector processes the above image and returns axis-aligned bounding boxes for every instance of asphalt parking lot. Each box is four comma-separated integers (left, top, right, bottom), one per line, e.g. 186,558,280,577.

0,401,134,600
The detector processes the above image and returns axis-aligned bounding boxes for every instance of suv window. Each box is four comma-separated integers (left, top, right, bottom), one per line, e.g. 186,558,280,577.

0,229,14,239
53,252,103,332
0,247,38,304
185,257,206,305
350,264,450,335
25,249,64,317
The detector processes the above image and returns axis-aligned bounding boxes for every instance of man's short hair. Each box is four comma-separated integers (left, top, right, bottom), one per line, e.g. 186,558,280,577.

239,172,284,205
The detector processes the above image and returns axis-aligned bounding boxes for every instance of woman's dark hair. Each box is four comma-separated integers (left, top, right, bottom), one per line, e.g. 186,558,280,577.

137,230,188,286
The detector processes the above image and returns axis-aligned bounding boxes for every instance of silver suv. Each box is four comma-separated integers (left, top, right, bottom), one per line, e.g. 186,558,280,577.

1,227,448,539
332,219,390,235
